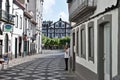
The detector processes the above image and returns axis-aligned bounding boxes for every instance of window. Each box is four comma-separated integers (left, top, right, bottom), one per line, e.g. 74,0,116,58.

88,22,94,62
0,1,2,9
62,23,64,27
76,29,79,56
20,16,22,29
5,0,9,13
59,22,61,27
25,18,27,34
15,14,18,28
80,25,86,59
56,24,58,27
25,4,27,10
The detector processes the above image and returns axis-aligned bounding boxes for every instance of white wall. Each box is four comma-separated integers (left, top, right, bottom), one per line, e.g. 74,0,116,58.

36,0,43,53
94,0,117,16
1,0,13,55
74,9,118,75
13,3,23,34
111,9,118,77
12,3,24,56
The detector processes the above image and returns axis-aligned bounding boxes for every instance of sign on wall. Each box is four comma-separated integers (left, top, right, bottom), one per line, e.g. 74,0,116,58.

4,24,13,32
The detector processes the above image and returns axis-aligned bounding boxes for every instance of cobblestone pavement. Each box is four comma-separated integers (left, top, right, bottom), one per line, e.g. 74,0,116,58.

0,50,79,80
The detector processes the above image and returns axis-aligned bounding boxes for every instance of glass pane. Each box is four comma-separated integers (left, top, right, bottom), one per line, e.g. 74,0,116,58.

81,29,85,56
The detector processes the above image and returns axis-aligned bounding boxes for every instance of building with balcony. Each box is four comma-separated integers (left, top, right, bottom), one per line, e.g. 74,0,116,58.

27,0,43,54
35,0,44,54
67,0,120,80
12,0,25,58
42,18,71,38
16,0,43,55
0,0,15,58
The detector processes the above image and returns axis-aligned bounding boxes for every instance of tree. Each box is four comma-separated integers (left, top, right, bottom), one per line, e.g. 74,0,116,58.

59,36,70,46
42,36,70,49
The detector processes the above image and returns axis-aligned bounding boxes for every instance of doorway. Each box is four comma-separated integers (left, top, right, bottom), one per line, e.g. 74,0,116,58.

5,34,9,53
15,38,17,58
98,22,112,80
72,32,75,71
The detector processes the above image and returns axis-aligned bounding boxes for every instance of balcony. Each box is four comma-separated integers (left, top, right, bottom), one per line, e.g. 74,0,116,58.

0,9,14,24
24,10,33,19
69,0,96,22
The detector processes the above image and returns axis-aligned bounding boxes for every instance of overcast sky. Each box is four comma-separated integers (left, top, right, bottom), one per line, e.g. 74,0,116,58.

43,0,69,22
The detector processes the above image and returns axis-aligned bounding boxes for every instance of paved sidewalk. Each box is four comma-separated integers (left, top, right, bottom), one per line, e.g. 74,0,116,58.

0,50,79,80
0,50,63,69
9,50,64,68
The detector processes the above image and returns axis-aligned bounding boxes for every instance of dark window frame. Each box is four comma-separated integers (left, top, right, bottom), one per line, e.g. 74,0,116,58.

88,21,94,62
15,14,18,28
76,27,79,56
6,0,9,13
80,25,86,59
20,16,22,29
0,1,2,9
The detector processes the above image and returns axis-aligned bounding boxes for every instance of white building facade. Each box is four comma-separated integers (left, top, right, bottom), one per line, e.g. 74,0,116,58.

0,0,43,59
12,0,24,58
0,0,14,58
35,0,43,53
67,0,120,80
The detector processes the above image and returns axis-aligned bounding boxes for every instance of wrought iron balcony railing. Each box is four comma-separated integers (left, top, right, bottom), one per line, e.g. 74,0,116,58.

0,9,14,23
69,0,96,22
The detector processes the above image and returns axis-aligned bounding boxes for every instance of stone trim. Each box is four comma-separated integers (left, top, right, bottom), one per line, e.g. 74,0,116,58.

80,24,86,59
97,14,112,80
88,21,94,62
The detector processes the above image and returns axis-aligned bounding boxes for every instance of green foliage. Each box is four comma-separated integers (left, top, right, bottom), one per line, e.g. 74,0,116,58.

42,35,47,44
59,36,70,46
42,35,70,47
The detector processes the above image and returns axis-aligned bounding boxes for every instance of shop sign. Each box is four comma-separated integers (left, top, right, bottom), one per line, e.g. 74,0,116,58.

4,24,13,32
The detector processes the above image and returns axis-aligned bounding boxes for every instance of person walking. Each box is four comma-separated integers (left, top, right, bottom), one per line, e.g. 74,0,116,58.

64,45,70,71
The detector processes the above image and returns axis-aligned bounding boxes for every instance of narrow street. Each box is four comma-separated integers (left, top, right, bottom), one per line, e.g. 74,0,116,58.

0,50,79,80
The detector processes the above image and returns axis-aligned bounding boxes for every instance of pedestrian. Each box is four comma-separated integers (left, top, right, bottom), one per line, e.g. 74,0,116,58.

64,45,70,71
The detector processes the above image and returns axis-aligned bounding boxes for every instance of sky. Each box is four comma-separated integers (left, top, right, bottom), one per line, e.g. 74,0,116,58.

43,0,69,22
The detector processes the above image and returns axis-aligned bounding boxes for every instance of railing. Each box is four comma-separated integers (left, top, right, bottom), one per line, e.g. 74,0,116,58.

69,0,96,19
0,9,14,23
